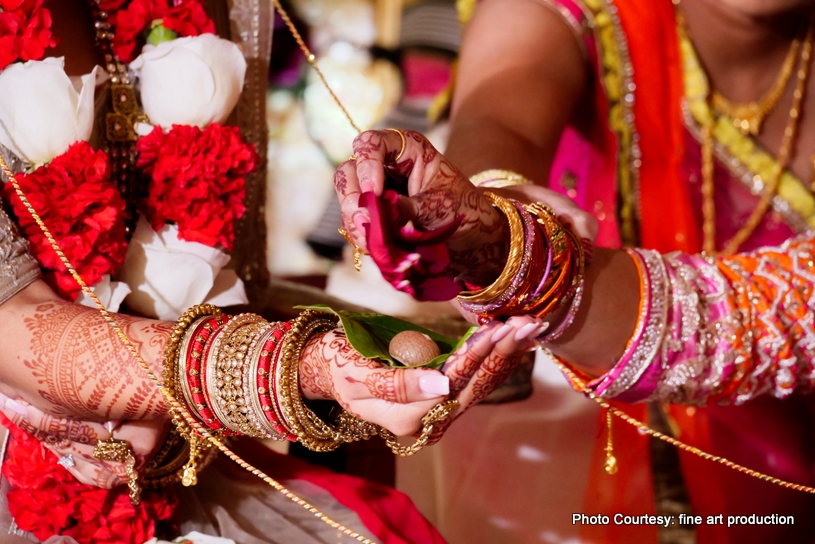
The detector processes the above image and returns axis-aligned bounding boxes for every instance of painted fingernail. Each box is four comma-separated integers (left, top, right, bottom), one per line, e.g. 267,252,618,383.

353,213,369,234
491,323,513,342
419,373,450,396
514,322,540,341
361,181,374,193
535,323,550,337
5,399,27,417
105,420,120,434
0,392,8,408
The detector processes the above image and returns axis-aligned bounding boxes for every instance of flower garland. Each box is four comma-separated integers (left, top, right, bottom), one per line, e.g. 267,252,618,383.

2,141,128,299
0,0,57,70
0,1,257,541
137,124,256,251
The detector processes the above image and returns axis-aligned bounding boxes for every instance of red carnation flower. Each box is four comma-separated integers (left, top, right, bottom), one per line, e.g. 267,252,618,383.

0,0,57,70
136,124,256,251
2,141,129,300
360,189,463,301
0,413,177,543
111,0,214,62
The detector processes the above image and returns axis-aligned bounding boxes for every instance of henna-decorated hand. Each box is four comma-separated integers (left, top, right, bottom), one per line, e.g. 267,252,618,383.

0,394,167,489
334,129,509,286
298,329,451,436
425,315,545,443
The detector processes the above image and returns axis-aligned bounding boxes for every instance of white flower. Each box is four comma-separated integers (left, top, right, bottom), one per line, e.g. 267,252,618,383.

75,275,132,313
130,34,246,128
117,216,248,321
0,58,98,166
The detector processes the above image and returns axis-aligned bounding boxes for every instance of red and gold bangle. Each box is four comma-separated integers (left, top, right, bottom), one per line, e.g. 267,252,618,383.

261,322,297,440
178,315,227,427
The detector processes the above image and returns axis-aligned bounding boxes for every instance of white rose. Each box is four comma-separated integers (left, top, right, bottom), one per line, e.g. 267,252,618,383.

0,58,98,166
117,216,248,321
130,34,246,128
75,274,132,313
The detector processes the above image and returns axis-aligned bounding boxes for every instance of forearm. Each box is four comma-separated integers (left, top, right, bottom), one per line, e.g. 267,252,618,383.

545,248,640,374
445,114,554,184
0,280,170,420
547,235,815,405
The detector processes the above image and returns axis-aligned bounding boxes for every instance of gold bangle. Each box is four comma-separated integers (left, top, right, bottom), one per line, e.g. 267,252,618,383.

165,303,224,487
457,192,525,304
469,169,533,188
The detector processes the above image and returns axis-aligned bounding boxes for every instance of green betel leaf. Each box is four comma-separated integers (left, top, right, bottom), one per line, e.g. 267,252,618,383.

295,305,476,369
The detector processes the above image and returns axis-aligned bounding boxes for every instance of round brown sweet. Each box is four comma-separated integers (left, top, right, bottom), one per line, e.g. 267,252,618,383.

388,331,441,366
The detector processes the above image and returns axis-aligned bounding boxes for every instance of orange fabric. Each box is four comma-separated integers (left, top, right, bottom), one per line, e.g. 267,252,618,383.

619,0,699,254
668,406,731,544
580,402,658,544
579,1,700,540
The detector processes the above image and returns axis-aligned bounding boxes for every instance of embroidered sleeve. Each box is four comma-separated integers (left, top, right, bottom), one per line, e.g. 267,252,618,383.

0,201,40,306
532,0,593,62
586,233,815,405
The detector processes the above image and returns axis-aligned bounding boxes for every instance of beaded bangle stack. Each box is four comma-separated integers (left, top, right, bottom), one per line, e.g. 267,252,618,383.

163,306,458,471
457,186,588,338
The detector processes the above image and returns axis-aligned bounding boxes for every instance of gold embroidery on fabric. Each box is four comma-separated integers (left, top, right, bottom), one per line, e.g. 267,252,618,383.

679,25,815,233
580,0,641,246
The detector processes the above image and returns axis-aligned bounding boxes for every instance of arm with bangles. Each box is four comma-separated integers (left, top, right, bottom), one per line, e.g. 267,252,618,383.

338,131,815,409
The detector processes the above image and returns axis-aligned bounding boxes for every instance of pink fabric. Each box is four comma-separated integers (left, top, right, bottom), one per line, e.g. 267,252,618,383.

402,54,453,99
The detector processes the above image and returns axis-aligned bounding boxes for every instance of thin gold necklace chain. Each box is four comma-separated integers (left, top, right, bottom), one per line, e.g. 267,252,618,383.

271,0,362,133
0,153,376,543
703,12,814,256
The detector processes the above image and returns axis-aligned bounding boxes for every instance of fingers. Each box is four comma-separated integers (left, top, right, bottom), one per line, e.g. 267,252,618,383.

0,395,107,447
335,159,370,252
492,185,599,242
443,316,543,398
43,441,123,489
353,366,450,405
353,129,409,196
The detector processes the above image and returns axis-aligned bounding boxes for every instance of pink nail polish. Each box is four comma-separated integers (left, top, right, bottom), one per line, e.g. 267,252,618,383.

419,373,450,396
5,399,27,417
0,392,8,408
353,213,369,234
361,181,374,193
514,322,539,341
491,324,512,342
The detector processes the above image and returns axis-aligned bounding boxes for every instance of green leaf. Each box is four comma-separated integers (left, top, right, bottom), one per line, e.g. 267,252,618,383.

295,305,476,369
146,23,179,46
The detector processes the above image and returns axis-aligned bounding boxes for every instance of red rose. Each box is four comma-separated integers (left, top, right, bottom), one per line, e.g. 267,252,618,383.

111,0,214,62
136,124,256,251
2,141,129,300
0,0,57,69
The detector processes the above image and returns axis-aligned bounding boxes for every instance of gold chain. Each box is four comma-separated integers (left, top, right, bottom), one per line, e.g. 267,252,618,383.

711,34,801,136
551,356,815,494
702,14,814,256
0,153,377,543
271,0,361,134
